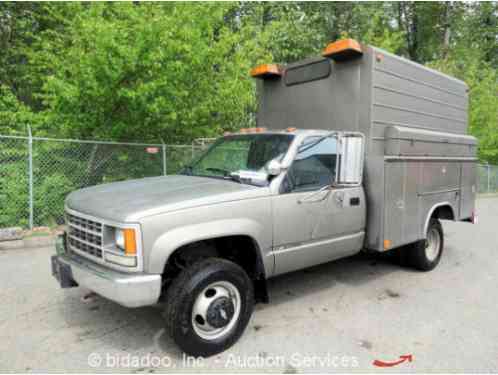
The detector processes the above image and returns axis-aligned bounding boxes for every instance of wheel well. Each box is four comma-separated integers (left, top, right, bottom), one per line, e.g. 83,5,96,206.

162,236,269,303
431,205,455,221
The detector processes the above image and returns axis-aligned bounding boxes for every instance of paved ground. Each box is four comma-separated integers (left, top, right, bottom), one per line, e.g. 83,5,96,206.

1,197,497,373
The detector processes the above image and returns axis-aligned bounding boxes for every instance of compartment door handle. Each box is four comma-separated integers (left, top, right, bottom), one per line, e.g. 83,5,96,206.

350,197,360,206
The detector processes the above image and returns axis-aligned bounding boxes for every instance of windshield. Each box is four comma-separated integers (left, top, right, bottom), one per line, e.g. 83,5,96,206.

183,134,294,179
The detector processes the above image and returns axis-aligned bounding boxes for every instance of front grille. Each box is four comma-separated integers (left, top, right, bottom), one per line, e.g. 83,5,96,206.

67,214,102,234
67,212,103,260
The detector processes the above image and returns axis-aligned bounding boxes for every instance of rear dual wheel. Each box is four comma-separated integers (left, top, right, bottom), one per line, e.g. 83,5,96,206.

402,218,444,271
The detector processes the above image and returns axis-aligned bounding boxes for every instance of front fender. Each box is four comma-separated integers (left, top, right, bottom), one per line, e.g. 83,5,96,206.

147,218,273,275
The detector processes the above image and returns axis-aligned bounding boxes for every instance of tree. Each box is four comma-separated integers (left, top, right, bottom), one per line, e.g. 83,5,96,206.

0,1,496,161
28,3,269,143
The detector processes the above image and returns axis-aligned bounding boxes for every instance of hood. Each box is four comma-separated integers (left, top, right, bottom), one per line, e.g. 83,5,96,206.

66,175,269,222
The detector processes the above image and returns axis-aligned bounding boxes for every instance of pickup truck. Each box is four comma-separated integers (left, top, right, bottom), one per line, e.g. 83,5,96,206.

51,39,478,357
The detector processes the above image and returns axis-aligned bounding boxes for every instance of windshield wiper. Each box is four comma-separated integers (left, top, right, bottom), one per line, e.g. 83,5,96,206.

205,167,231,177
225,174,242,184
181,166,241,183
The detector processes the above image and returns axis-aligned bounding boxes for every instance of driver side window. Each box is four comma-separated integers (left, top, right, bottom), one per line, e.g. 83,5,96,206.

284,136,337,193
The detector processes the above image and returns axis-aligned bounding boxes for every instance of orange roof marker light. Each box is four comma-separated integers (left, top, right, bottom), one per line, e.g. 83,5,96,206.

250,64,282,79
322,38,363,62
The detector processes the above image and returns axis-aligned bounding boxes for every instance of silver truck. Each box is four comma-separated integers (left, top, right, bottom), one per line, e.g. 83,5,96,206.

51,39,478,356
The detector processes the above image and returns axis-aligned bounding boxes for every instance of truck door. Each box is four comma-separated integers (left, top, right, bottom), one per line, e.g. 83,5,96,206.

271,135,365,276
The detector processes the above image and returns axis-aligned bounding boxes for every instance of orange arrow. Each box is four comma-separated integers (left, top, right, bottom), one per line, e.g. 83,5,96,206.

373,354,413,367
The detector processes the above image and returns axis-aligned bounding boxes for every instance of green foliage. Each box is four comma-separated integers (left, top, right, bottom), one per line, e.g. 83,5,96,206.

34,173,75,227
0,85,40,134
468,67,498,164
30,3,266,143
0,160,29,227
0,2,497,227
0,2,497,153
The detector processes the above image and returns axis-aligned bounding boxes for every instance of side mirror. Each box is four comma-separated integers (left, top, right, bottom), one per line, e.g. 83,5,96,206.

266,159,283,176
336,134,364,185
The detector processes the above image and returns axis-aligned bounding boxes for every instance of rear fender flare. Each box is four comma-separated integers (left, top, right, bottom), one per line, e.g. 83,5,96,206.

423,202,456,237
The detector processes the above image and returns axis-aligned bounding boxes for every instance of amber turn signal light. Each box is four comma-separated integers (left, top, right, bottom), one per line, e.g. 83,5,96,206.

322,39,363,61
124,228,137,255
383,239,392,250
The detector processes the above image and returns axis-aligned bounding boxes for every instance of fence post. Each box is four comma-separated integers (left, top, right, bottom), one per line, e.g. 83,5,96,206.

161,140,167,176
27,126,34,230
487,163,491,193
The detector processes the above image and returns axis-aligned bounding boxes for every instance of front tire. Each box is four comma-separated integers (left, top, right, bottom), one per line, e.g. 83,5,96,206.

407,218,444,271
164,258,254,357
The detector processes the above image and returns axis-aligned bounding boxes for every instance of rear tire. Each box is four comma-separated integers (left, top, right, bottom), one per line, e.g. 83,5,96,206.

164,257,254,357
407,218,444,271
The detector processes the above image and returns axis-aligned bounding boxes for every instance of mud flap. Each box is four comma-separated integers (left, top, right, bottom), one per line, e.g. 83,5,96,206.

51,256,78,288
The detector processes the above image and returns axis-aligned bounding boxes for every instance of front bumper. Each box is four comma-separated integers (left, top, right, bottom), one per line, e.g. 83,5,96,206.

52,237,161,308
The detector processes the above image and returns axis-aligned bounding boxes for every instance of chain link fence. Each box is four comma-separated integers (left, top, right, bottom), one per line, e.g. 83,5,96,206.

477,164,498,194
0,136,30,229
0,134,206,229
1,132,498,229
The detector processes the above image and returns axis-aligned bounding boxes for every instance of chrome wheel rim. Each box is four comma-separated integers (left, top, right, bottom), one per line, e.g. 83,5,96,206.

191,281,241,341
425,227,441,262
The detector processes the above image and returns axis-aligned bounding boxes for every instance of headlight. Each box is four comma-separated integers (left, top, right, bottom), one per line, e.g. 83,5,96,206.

106,227,138,268
115,229,125,250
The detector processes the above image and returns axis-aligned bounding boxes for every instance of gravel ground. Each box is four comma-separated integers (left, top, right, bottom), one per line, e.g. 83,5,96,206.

0,197,497,373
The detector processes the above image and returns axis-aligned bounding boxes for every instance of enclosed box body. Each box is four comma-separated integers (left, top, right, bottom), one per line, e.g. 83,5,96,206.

256,43,477,251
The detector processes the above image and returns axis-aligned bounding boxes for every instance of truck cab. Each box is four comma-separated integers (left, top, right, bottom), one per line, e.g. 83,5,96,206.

51,39,477,357
184,128,367,276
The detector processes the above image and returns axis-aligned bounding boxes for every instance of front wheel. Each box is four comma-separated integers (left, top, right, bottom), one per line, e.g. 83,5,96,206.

164,258,254,357
407,218,444,271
